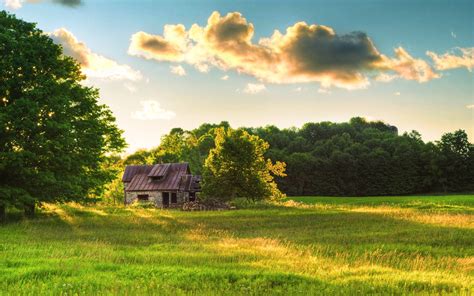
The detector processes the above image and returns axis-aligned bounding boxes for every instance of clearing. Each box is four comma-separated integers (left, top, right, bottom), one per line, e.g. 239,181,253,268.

0,195,473,295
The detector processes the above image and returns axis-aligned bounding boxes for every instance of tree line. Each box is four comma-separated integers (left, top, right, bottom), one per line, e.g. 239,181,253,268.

121,118,474,198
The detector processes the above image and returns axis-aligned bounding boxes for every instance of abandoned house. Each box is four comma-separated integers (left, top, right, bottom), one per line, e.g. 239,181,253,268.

122,162,201,208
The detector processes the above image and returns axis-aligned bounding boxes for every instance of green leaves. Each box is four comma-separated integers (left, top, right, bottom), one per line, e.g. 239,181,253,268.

0,12,125,211
201,128,286,203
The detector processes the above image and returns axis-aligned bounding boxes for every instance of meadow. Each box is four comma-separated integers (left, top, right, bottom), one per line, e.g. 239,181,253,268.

0,195,473,295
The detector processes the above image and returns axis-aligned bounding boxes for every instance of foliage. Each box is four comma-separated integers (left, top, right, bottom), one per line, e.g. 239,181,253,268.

0,195,472,294
122,118,473,197
201,128,286,202
0,12,125,215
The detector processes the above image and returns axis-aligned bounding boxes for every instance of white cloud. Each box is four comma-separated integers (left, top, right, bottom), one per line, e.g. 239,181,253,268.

4,0,23,9
49,28,142,81
132,100,176,120
243,83,266,94
170,65,186,76
295,87,302,92
394,91,401,96
467,104,474,109
221,75,229,80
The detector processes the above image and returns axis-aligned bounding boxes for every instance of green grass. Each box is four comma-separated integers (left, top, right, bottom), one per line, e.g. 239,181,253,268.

0,195,473,295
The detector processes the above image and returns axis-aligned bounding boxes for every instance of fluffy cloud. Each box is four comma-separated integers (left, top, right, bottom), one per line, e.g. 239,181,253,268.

221,75,229,80
131,101,176,120
170,65,186,76
467,104,474,109
427,47,474,72
128,11,442,89
243,83,266,94
50,28,142,81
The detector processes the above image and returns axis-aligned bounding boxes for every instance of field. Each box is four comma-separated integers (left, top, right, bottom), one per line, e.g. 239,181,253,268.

0,195,473,295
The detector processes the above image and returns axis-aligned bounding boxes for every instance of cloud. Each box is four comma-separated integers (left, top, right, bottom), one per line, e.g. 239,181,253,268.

128,27,187,62
384,47,440,82
467,104,474,109
170,65,186,76
3,0,82,9
427,47,474,72
394,91,401,96
451,31,457,39
50,28,142,81
128,11,441,89
4,0,22,9
243,83,266,94
53,0,81,7
131,100,176,120
294,87,302,92
221,75,229,80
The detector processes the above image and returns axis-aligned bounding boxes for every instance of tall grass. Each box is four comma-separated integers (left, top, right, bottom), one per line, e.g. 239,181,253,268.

0,195,473,295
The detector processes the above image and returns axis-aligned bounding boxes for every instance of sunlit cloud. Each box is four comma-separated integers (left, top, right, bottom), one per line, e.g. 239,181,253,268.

170,65,187,76
243,83,266,94
50,28,142,81
427,47,474,72
131,100,176,120
221,75,229,80
394,91,401,96
467,104,474,109
295,87,302,92
128,11,441,90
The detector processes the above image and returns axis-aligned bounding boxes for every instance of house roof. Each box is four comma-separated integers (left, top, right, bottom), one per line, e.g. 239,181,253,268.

123,163,192,192
179,174,202,192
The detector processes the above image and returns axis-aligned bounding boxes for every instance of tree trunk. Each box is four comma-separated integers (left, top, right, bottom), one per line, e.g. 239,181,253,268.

0,204,5,223
24,203,35,218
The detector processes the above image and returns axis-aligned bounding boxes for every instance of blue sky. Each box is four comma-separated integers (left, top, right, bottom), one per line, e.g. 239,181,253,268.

2,0,473,152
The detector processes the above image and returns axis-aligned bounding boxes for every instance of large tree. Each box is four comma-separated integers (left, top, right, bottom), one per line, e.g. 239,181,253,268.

0,12,125,219
201,127,286,203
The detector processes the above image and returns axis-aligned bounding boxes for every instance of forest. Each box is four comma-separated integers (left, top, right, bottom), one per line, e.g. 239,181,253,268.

117,118,474,198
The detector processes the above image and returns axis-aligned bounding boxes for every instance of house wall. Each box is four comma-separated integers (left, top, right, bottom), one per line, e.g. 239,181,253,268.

125,191,187,208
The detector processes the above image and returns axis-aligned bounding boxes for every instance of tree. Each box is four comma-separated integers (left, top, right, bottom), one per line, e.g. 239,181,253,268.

435,130,474,192
201,128,286,203
0,12,125,218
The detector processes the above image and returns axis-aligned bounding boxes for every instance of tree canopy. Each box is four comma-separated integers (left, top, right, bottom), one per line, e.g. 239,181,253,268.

201,127,286,202
0,12,125,218
120,118,473,200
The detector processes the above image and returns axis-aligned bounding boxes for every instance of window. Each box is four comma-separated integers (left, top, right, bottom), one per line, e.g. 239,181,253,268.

171,192,177,204
137,194,149,201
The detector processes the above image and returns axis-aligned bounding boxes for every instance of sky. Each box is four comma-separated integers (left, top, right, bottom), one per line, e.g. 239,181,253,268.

2,0,473,153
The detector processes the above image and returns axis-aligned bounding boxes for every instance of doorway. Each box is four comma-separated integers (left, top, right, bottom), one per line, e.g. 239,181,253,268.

162,192,170,208
171,192,177,204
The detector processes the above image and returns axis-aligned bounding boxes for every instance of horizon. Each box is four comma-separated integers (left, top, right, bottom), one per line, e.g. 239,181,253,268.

2,0,473,153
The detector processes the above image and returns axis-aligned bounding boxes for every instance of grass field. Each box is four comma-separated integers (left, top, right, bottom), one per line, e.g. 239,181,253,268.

0,195,473,295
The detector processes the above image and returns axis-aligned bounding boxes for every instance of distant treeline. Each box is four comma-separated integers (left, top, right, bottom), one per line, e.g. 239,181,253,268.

124,118,474,196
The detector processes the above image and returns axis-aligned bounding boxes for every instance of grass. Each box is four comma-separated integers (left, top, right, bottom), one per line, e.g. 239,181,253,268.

0,195,473,295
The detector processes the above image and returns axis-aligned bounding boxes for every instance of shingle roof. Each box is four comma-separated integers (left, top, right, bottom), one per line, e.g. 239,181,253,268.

123,163,192,192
